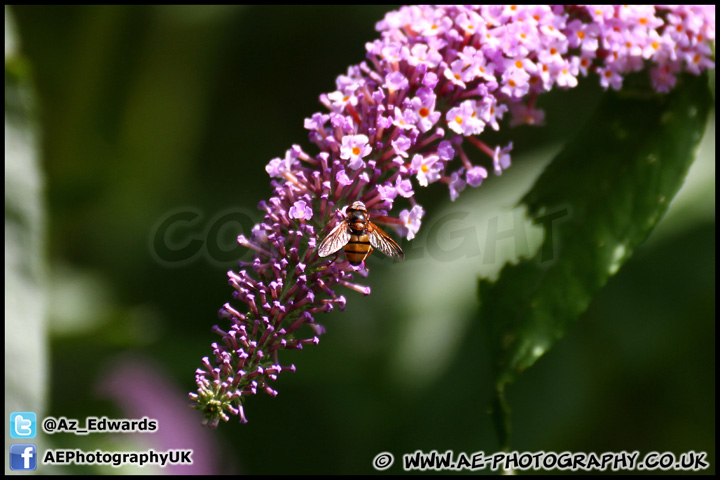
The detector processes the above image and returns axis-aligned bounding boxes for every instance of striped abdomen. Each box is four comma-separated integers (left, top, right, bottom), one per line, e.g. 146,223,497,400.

345,232,371,265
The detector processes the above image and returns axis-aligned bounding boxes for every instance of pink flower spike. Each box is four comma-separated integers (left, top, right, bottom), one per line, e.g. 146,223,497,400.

194,4,716,428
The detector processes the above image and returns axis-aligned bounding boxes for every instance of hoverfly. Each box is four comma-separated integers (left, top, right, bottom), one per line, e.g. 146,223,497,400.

317,201,404,266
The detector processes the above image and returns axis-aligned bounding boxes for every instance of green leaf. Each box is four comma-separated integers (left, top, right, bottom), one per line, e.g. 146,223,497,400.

479,73,712,449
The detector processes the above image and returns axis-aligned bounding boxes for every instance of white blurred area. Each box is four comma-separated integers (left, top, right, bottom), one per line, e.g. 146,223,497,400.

5,6,48,474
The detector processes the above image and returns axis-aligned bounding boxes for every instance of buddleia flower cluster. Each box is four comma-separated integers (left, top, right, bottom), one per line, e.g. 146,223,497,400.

190,5,715,426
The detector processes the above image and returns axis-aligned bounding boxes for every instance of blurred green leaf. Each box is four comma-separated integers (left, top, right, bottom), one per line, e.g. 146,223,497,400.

479,73,712,448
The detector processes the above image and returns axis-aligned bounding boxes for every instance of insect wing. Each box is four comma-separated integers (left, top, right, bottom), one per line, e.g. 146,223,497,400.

317,221,351,257
368,222,404,261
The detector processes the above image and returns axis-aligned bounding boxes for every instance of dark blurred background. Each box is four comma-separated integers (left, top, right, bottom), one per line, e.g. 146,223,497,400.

6,5,714,474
